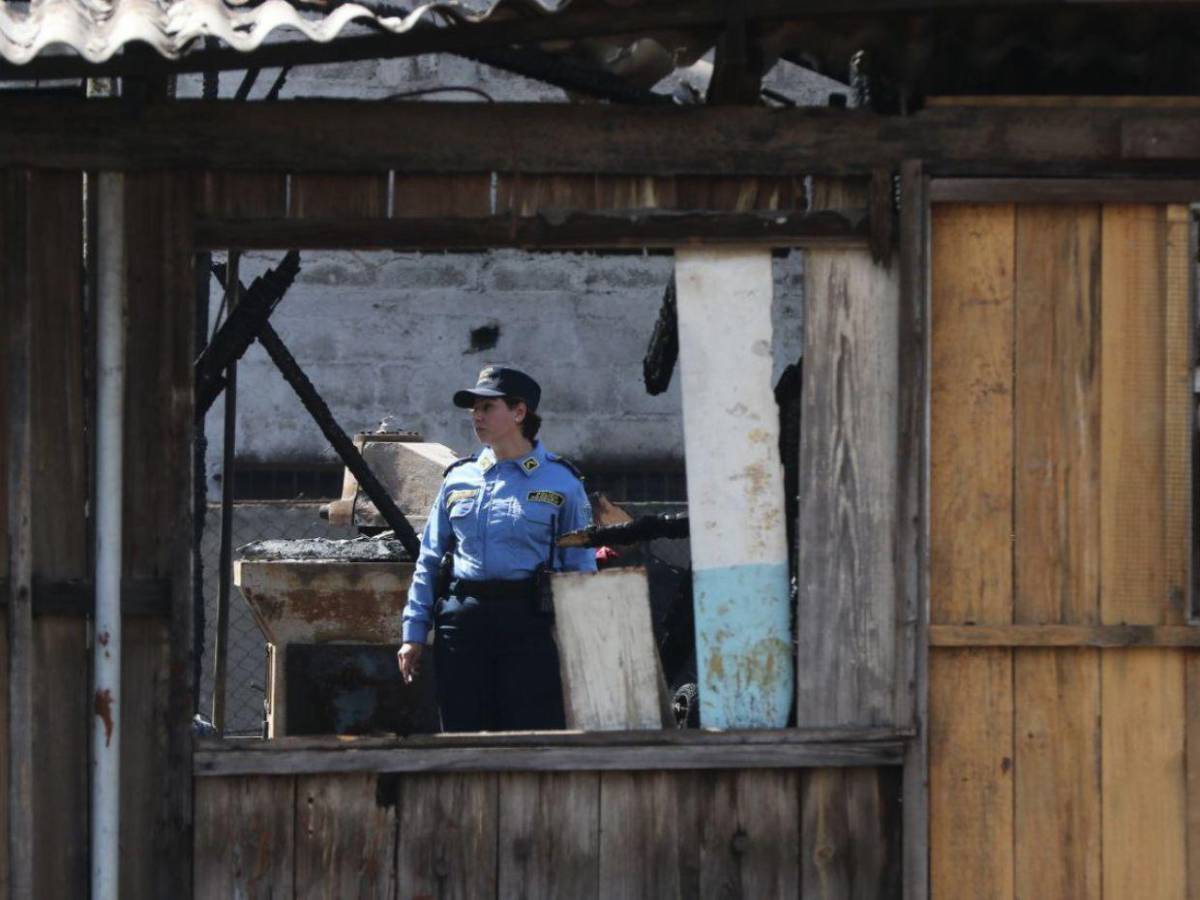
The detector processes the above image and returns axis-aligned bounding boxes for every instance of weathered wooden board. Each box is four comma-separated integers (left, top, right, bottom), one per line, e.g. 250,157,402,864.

1014,649,1101,900
198,171,287,218
497,772,600,899
552,568,668,731
800,767,902,899
1100,205,1177,625
929,203,1015,625
695,769,801,899
929,649,1014,899
1101,649,1186,900
1163,204,1191,623
396,772,499,899
0,617,8,899
295,774,396,899
1013,204,1101,625
289,174,389,219
392,173,492,217
121,172,196,898
598,771,700,898
194,776,295,900
931,623,1200,647
1187,653,1200,900
796,246,899,727
32,618,89,898
19,170,90,899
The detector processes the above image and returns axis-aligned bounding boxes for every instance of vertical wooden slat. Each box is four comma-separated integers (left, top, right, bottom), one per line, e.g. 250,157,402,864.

897,160,929,900
396,772,499,899
1011,204,1102,900
194,776,296,900
295,774,396,899
598,771,700,898
928,649,1014,900
497,772,600,900
495,174,597,216
1101,648,1186,900
289,174,389,219
1100,204,1174,625
695,770,801,900
1164,204,1192,620
1186,652,1200,900
0,616,7,899
796,246,899,727
800,767,902,899
392,173,492,217
929,203,1015,626
121,171,196,899
4,167,34,900
1014,204,1102,626
198,172,287,218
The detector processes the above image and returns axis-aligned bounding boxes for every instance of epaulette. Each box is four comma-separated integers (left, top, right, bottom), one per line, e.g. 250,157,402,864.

546,452,584,481
442,455,476,477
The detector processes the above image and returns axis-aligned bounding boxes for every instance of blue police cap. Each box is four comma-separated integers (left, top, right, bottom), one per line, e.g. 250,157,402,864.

453,365,541,411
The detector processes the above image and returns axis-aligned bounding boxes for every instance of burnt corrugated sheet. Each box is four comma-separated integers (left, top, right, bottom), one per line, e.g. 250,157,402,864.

0,0,567,64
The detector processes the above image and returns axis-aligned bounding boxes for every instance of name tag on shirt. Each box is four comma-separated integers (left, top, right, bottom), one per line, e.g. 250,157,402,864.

527,490,565,508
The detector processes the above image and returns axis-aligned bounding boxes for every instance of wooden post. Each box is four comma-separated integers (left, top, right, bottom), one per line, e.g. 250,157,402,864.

674,247,793,728
211,252,238,733
5,169,33,899
796,175,901,727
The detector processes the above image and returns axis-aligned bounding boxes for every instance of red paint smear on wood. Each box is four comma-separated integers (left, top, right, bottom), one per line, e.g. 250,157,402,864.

94,689,114,747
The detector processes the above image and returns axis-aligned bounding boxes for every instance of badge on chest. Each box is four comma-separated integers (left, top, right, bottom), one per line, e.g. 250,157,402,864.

527,490,565,508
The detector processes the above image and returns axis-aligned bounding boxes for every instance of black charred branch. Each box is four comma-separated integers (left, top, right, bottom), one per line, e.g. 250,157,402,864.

559,513,689,549
642,276,678,395
196,250,301,417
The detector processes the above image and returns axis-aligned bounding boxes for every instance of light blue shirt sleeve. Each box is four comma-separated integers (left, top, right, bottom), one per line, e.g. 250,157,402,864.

556,481,598,573
401,484,451,644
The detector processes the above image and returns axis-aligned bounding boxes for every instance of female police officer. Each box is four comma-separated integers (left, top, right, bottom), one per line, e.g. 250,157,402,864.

396,366,596,731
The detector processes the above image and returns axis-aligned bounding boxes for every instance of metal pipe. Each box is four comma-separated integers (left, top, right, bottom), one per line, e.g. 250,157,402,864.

211,252,239,733
92,171,125,900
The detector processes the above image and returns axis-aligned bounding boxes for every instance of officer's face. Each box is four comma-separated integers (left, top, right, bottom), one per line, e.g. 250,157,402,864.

471,397,523,445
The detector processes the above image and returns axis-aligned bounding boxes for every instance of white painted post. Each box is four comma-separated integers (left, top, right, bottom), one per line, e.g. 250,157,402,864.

674,248,793,728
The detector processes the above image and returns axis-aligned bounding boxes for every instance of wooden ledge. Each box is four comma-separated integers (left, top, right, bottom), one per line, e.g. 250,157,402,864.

194,726,911,776
931,623,1200,648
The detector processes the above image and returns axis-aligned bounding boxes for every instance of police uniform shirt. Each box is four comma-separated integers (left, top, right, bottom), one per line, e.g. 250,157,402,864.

401,440,596,644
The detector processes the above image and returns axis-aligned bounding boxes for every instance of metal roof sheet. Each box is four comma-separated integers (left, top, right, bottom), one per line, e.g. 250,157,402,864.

0,0,565,65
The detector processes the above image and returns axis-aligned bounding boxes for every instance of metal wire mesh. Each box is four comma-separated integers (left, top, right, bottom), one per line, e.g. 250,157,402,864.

197,502,353,735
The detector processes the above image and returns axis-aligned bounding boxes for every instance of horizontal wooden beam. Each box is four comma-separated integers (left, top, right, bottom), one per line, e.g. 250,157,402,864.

930,624,1200,648
194,726,910,776
195,210,868,250
8,100,1200,178
0,578,171,617
931,178,1200,203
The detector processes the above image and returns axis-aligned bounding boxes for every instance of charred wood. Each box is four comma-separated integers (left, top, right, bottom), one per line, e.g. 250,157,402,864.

642,276,678,396
558,513,690,548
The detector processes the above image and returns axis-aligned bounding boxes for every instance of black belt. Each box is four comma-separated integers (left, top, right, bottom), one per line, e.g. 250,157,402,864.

448,577,537,601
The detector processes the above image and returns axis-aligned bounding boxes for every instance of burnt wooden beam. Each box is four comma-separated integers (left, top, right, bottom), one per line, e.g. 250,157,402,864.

9,100,1200,177
195,210,869,251
194,726,911,776
0,578,172,617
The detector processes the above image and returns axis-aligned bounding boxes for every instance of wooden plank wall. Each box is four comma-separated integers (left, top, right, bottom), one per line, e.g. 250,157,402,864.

195,766,901,899
929,202,1195,899
0,171,195,899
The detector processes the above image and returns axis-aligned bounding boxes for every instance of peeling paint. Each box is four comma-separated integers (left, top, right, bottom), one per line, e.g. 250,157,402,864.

94,689,114,747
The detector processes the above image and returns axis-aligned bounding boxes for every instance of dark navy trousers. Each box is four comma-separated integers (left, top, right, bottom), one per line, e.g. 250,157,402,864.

433,591,566,732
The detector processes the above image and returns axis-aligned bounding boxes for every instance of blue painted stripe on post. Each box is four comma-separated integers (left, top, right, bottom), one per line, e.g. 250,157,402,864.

691,562,793,729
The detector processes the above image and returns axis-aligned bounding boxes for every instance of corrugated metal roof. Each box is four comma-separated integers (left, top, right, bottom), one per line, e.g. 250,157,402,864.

0,0,566,65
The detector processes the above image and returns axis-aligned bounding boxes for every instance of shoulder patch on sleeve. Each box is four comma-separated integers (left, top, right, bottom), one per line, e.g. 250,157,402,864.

442,455,476,477
527,490,565,507
545,453,583,481
446,488,479,507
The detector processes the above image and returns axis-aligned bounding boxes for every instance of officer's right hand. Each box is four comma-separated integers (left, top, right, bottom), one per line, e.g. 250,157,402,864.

397,642,423,684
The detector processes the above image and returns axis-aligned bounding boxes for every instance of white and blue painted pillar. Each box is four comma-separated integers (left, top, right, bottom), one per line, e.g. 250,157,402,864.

674,248,793,728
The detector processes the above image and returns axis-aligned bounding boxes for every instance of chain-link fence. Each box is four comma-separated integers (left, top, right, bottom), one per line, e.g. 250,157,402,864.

198,502,353,735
